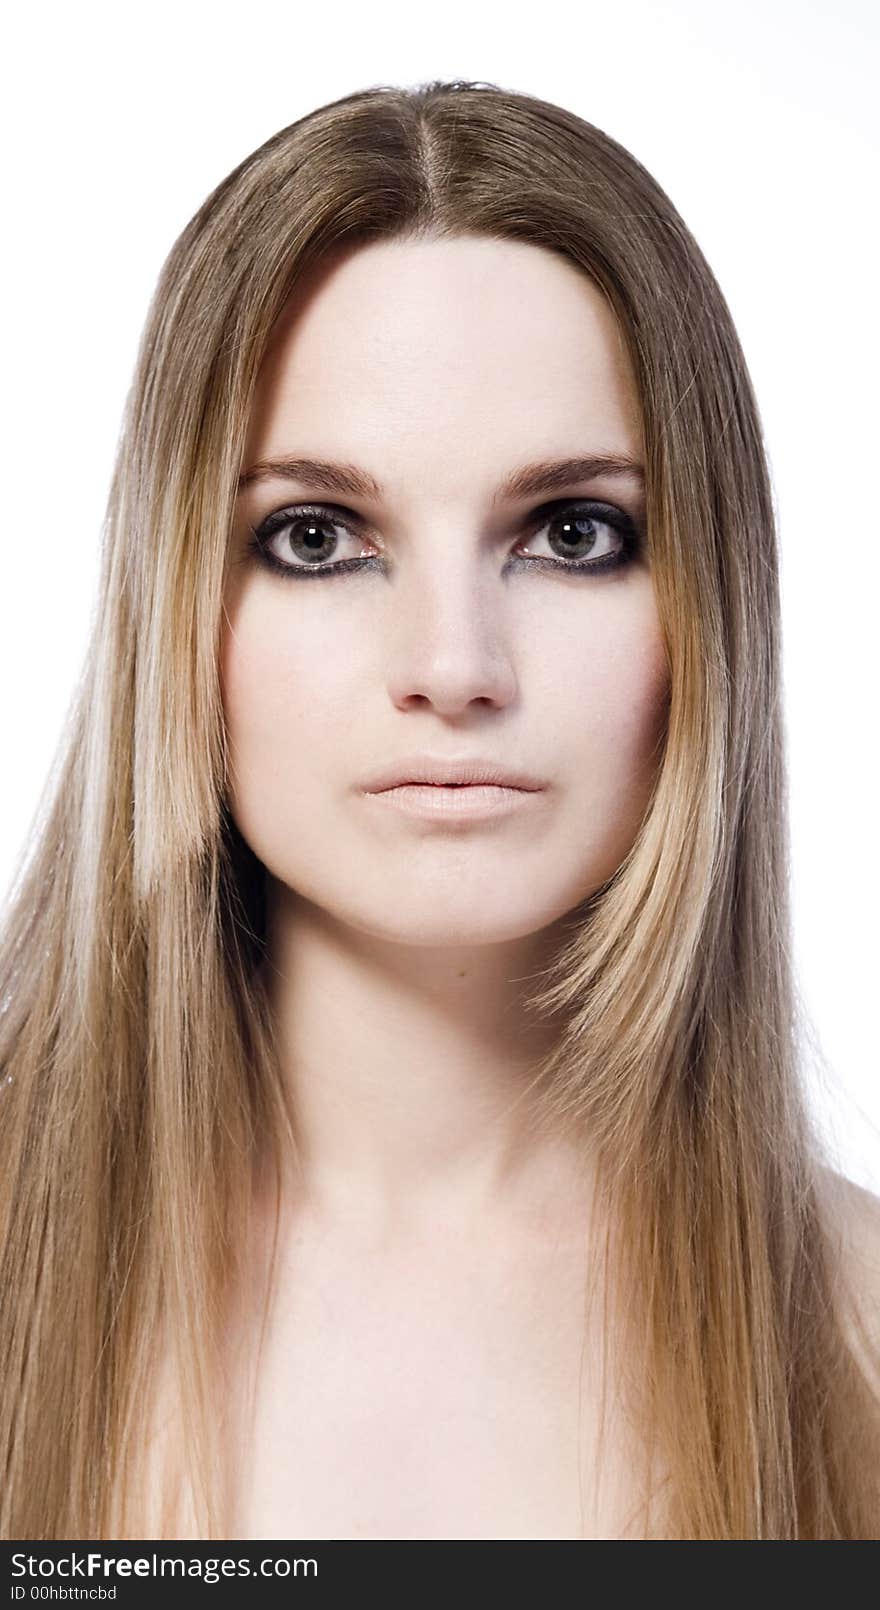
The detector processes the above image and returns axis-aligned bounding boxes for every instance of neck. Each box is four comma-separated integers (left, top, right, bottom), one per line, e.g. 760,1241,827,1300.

260,881,591,1241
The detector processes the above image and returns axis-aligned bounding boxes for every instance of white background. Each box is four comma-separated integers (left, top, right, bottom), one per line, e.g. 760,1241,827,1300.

2,1,877,1188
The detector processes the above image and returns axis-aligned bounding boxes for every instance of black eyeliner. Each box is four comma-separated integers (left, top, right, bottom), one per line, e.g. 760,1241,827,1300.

245,498,641,580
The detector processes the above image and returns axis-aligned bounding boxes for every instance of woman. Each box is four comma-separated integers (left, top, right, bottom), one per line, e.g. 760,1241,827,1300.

1,79,878,1541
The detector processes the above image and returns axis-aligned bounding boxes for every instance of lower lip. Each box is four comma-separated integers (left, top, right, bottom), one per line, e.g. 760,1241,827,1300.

364,783,542,821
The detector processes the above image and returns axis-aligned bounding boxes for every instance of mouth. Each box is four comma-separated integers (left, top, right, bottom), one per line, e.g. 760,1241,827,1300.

361,758,545,793
385,780,528,789
362,780,544,822
383,780,528,791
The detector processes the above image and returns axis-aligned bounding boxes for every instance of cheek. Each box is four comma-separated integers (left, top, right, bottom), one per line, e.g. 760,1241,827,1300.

219,590,361,827
534,585,668,756
593,627,669,775
538,596,669,864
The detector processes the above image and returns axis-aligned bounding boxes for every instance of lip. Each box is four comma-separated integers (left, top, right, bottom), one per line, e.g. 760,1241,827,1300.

364,782,542,823
360,755,546,792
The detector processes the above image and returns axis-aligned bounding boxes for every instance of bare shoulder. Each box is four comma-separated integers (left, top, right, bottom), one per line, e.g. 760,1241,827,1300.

816,1166,880,1375
817,1165,880,1268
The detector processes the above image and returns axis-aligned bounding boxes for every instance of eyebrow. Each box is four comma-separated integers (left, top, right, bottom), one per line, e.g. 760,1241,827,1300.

236,453,645,501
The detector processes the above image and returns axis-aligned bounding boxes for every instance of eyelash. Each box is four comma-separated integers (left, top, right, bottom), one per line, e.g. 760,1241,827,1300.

242,499,642,582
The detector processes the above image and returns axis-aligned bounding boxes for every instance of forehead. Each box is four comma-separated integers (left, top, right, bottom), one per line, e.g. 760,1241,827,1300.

244,236,643,482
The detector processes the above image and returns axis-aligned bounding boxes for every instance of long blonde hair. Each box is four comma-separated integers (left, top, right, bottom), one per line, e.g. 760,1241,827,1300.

2,79,878,1540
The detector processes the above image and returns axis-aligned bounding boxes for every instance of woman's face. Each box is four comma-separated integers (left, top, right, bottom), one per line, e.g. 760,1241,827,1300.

222,235,669,946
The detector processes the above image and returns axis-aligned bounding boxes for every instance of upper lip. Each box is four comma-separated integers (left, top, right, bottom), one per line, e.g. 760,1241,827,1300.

361,755,545,792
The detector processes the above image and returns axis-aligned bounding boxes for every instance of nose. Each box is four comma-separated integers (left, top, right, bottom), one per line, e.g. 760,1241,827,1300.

384,544,518,717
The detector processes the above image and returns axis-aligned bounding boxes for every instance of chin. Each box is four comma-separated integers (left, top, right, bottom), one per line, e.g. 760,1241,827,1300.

329,890,582,949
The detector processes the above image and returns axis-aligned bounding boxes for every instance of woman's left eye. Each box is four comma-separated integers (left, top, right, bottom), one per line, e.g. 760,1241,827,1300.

243,498,640,580
515,501,640,574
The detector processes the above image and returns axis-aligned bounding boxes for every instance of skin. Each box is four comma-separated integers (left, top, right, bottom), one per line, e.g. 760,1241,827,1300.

222,232,669,1229
216,235,672,1534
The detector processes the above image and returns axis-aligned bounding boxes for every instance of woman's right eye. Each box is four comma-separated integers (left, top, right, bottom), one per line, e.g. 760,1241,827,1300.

246,503,376,579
